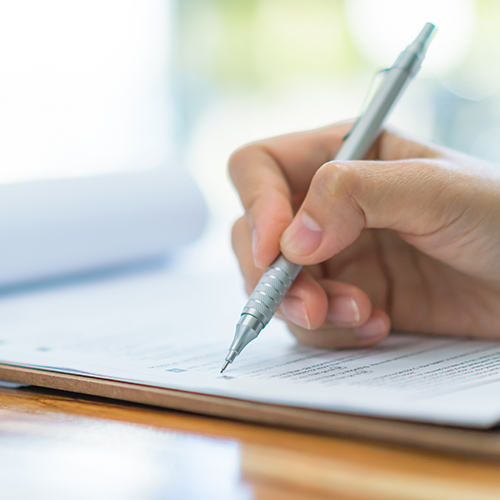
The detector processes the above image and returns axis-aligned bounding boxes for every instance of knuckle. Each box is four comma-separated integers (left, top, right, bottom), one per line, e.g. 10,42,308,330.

310,161,367,233
314,161,360,198
227,143,259,181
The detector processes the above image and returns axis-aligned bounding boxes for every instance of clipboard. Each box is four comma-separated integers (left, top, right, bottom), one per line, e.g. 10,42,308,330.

1,363,500,460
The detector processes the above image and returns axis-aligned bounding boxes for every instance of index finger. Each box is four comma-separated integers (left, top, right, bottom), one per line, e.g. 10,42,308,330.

228,123,352,268
228,123,440,269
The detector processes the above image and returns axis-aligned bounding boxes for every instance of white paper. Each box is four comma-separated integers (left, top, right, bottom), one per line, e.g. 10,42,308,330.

0,169,206,288
2,267,500,428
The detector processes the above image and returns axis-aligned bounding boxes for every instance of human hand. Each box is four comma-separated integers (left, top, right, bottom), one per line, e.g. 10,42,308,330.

229,123,500,348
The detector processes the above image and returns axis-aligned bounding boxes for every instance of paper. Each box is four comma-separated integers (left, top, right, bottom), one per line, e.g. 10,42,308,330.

0,169,206,288
2,267,500,428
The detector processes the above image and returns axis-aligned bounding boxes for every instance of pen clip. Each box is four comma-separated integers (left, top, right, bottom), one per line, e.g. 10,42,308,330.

342,67,389,142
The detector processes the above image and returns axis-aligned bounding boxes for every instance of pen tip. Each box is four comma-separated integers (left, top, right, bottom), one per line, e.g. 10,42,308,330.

220,360,230,373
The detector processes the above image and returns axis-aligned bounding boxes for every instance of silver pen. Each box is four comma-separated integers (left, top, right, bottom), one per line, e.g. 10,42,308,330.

221,22,437,373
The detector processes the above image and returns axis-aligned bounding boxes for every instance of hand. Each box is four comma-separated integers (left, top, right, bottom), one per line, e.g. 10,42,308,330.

229,123,500,349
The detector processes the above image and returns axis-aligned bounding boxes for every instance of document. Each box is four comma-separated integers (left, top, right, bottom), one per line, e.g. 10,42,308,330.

2,267,500,428
0,168,206,288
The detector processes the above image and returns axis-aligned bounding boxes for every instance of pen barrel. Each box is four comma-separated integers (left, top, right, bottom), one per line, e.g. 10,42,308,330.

242,255,302,327
335,66,413,162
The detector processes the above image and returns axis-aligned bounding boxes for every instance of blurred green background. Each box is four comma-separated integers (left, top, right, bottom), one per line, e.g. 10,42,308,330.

175,0,500,228
2,0,499,271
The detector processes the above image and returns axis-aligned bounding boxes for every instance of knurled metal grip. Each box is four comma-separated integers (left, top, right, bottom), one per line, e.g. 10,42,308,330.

242,255,302,327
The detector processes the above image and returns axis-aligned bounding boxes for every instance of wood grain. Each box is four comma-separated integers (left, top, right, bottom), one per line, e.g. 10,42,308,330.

1,384,500,500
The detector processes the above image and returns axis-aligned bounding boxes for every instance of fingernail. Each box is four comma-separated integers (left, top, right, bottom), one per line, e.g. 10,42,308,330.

355,318,386,339
252,228,260,268
280,212,323,256
327,296,360,325
281,297,311,330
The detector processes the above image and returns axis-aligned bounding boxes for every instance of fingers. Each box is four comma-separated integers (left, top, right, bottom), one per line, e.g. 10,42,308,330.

320,279,372,326
228,124,442,270
279,157,470,266
287,308,390,349
232,216,328,330
228,124,353,208
280,279,390,349
229,124,450,349
232,216,390,348
228,123,354,268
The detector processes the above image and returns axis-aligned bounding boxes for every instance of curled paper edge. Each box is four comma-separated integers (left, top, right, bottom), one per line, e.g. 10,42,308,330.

0,168,207,288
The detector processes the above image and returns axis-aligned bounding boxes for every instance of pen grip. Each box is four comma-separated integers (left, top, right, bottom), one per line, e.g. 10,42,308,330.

242,255,302,327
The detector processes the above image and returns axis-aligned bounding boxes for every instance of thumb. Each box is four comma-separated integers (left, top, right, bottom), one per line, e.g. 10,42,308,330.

279,158,467,265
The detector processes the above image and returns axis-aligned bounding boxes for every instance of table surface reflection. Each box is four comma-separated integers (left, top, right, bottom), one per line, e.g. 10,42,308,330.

1,382,500,500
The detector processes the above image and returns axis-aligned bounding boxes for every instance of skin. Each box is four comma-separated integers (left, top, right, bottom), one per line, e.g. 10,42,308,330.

228,122,500,349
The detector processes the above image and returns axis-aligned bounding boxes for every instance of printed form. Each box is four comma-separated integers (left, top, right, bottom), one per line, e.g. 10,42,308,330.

1,268,500,428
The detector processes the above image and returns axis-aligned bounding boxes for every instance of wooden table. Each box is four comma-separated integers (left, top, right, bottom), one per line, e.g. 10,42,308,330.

1,382,499,500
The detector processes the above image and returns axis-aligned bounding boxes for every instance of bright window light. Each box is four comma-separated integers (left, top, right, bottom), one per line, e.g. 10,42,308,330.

0,0,174,183
344,0,476,75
